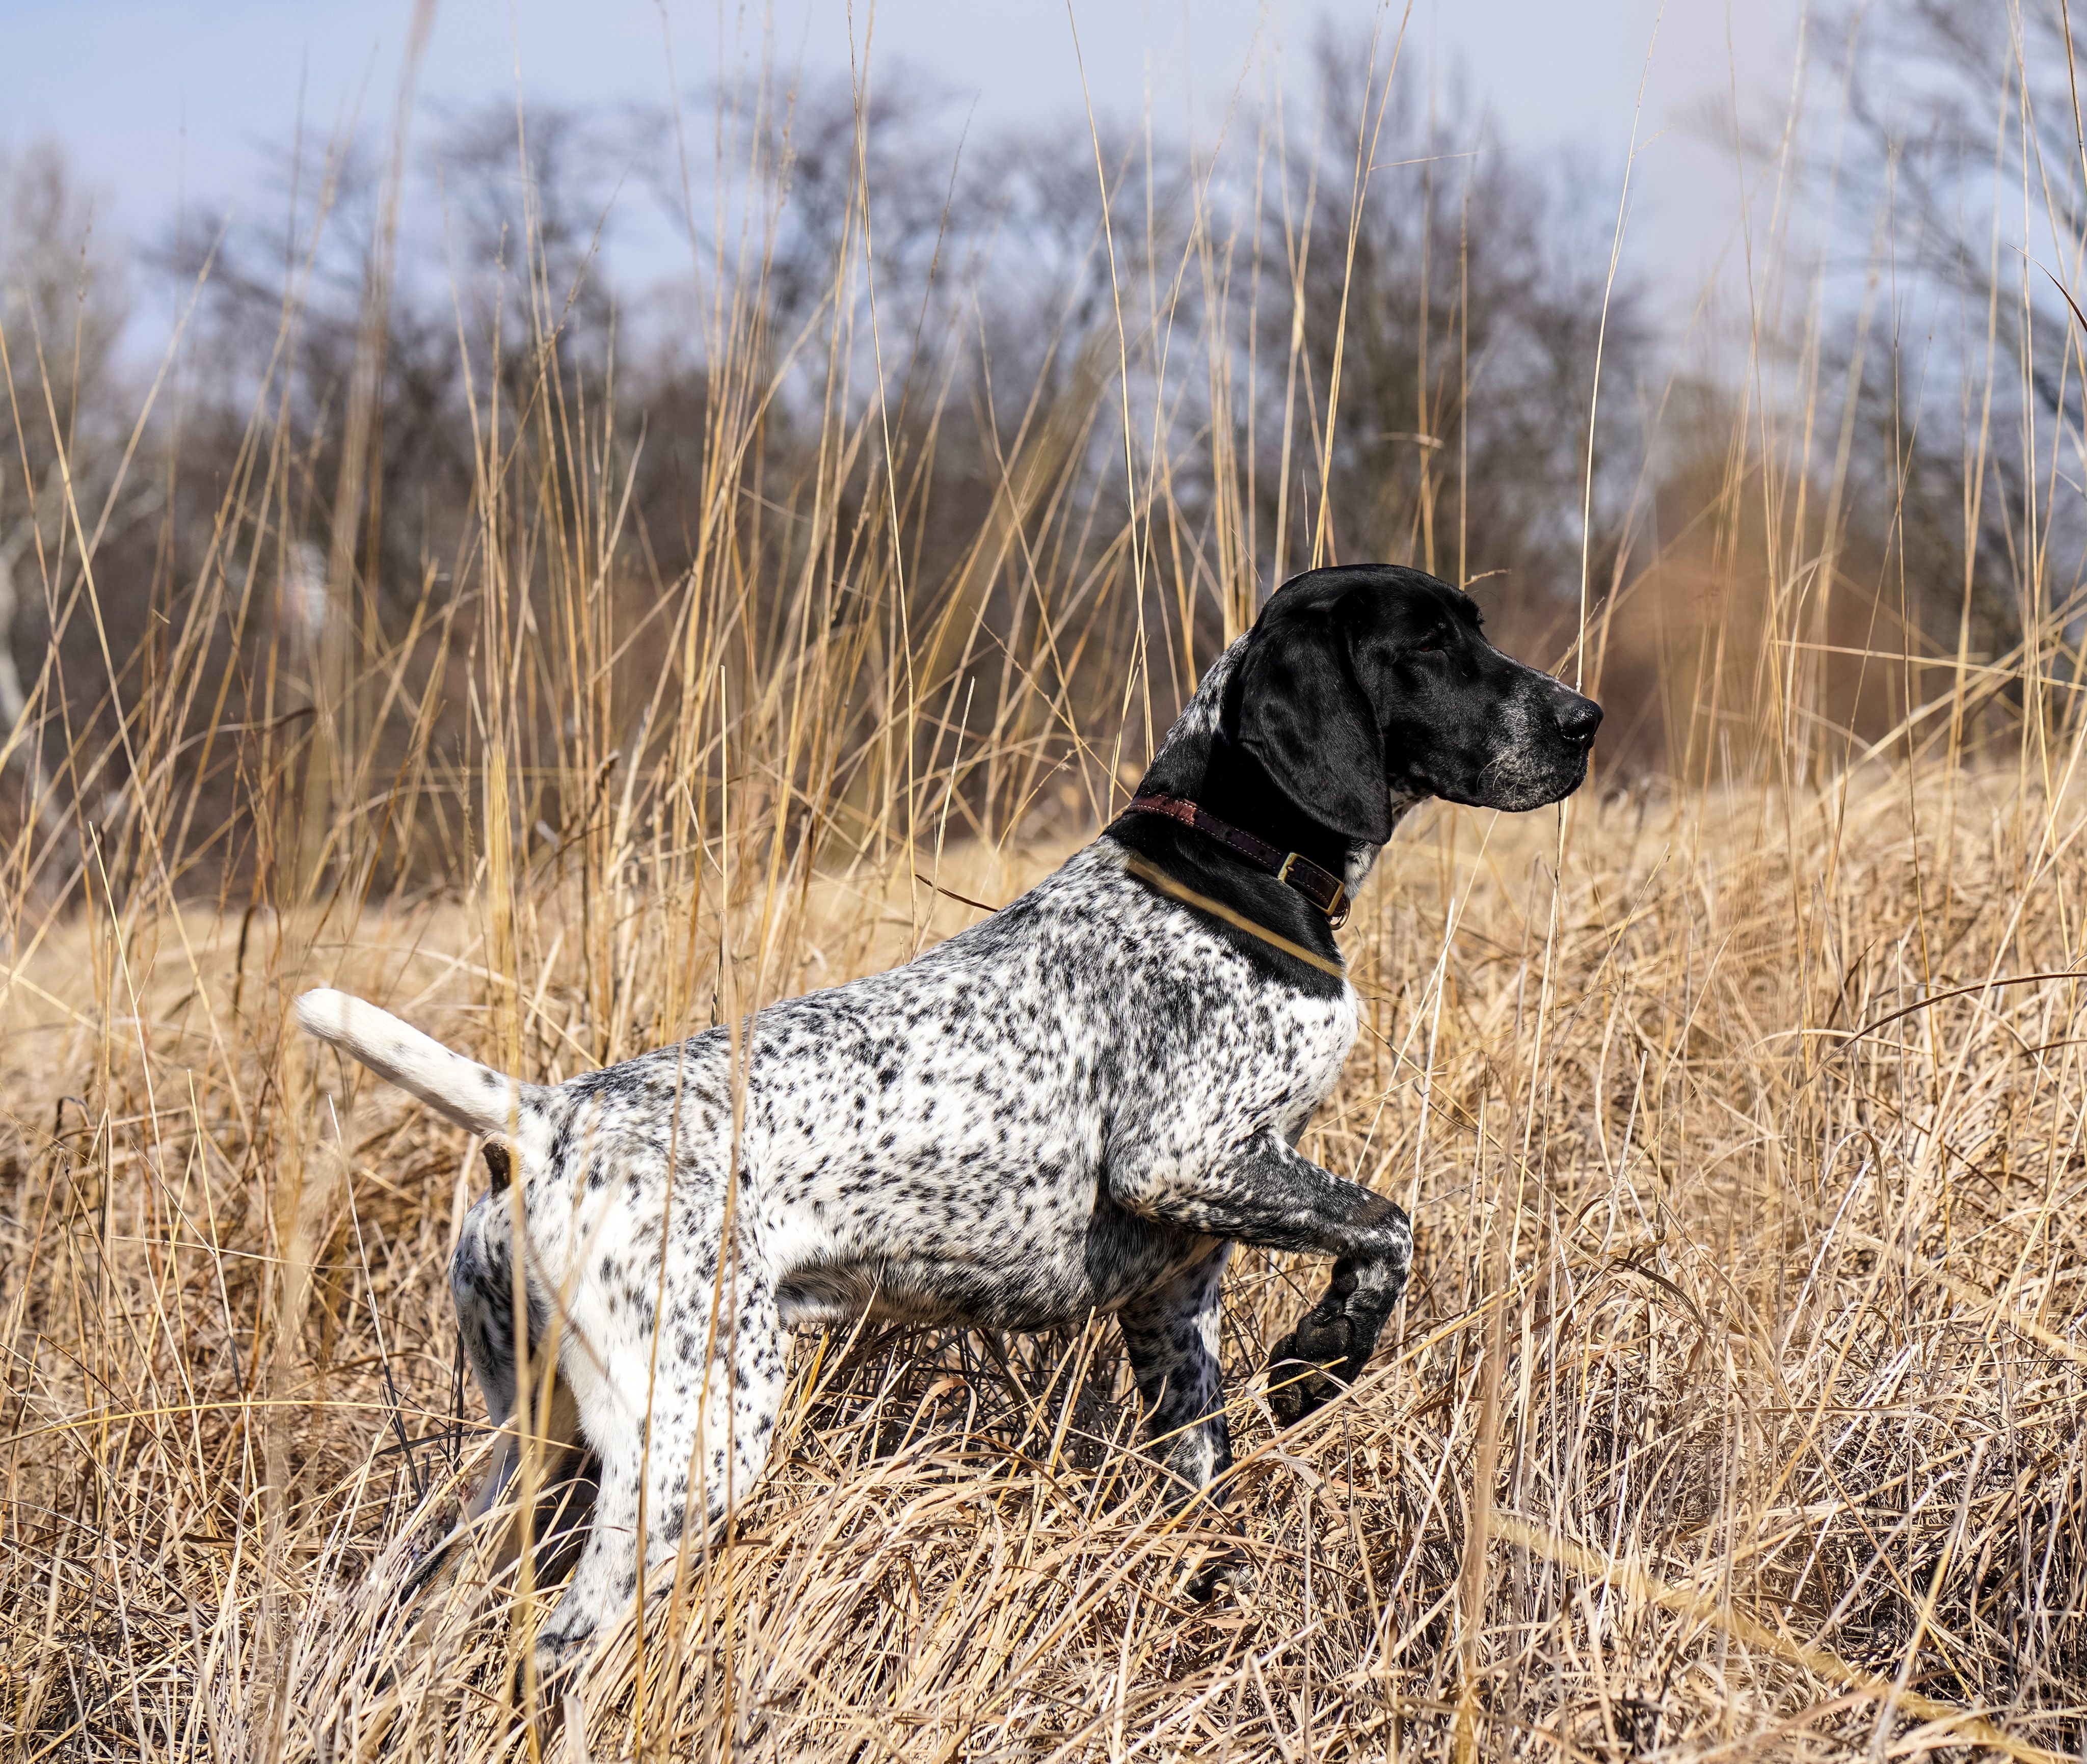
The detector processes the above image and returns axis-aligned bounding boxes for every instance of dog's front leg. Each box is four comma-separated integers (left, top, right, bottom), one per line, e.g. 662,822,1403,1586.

1112,1129,1410,1426
1116,1244,1234,1503
1116,1245,1250,1599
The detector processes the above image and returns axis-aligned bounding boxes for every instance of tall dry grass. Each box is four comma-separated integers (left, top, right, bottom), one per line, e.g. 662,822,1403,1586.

3,8,2086,1759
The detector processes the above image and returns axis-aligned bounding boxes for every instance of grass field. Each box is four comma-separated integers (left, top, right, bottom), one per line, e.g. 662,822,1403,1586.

12,755,2087,1759
3,8,2085,1758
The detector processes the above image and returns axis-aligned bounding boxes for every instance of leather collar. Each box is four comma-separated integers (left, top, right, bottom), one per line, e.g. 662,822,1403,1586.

1126,793,1350,927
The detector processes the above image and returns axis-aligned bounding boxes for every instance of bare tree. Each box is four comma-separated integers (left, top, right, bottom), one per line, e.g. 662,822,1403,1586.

1833,0,2086,665
0,140,132,844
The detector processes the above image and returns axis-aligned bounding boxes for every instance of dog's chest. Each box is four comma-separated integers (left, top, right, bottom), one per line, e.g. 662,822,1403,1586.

750,865,1360,1332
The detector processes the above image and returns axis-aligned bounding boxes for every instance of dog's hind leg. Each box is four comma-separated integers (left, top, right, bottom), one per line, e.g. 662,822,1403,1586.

532,1241,787,1675
409,1183,590,1599
451,1185,526,1453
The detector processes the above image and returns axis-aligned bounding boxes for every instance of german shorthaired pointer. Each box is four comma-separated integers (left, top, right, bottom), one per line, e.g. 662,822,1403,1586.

298,562,1600,1673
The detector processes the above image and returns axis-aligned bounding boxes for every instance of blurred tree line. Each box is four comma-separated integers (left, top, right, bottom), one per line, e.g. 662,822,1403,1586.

0,3,2074,909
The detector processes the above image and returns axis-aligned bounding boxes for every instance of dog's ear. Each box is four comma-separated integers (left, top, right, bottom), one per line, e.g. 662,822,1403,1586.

1234,602,1393,844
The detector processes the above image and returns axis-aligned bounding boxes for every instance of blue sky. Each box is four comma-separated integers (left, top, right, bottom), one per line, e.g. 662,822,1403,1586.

5,0,1806,320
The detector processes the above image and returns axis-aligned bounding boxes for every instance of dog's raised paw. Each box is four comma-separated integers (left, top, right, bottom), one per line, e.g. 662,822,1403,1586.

1266,1303,1363,1424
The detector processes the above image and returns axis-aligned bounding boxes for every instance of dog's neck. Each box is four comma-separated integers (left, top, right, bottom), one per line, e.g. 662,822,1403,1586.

1133,636,1416,899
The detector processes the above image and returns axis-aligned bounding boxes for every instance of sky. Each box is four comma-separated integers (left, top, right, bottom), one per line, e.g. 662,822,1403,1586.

4,0,1810,328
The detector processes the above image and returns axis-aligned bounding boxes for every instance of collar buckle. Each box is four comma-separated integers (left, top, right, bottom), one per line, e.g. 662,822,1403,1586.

1278,851,1350,926
1129,792,1351,928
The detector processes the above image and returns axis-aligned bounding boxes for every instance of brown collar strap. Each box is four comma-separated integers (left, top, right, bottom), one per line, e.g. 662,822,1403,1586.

1127,794,1350,928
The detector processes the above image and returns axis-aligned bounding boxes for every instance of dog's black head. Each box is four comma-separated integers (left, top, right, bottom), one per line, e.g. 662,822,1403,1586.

1221,563,1601,843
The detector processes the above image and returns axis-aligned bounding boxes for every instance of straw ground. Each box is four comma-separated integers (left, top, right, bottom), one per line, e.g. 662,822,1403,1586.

3,7,2085,1757
12,754,2087,1757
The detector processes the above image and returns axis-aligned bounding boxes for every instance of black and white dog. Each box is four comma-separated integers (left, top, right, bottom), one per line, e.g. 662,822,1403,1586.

298,563,1599,1672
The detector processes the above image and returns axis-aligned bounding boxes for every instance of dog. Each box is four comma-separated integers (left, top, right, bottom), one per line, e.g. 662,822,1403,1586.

297,561,1600,1675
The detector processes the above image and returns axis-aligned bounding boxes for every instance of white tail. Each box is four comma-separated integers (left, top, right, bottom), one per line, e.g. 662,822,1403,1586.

295,989,539,1138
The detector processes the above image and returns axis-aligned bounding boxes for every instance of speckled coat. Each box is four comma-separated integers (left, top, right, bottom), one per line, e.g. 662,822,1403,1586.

299,562,1601,1671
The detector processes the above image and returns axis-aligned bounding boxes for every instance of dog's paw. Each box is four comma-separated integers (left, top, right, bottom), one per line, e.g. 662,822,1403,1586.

1181,1544,1255,1604
514,1626,591,1709
1265,1305,1367,1425
1265,1339,1344,1426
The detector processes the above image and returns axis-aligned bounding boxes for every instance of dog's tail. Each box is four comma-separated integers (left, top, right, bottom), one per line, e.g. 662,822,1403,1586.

295,989,544,1139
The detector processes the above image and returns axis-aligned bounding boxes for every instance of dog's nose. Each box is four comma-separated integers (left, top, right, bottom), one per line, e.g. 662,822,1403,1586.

1552,689,1602,745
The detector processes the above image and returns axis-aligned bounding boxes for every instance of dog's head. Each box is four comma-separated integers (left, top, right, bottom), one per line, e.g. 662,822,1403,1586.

1224,564,1601,840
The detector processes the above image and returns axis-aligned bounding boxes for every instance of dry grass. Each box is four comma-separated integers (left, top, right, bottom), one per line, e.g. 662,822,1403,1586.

9,764,2087,1759
3,8,2086,1758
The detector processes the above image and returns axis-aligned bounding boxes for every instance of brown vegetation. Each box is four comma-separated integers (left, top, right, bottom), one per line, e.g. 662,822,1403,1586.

1,3,2083,1756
